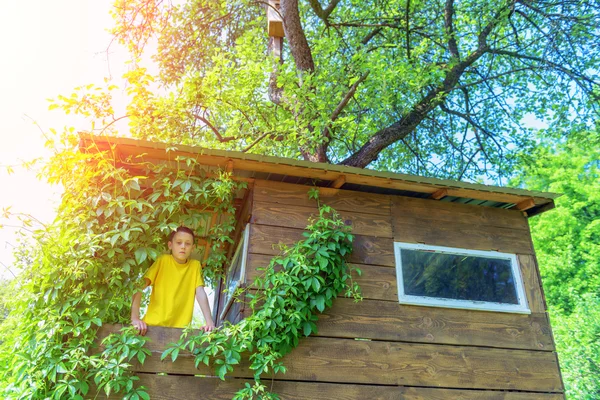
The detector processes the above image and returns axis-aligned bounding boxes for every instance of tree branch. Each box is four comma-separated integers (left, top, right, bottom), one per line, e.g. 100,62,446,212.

193,115,236,143
242,131,273,152
307,0,341,21
339,2,516,168
361,27,383,45
281,0,315,72
268,37,284,105
488,49,599,90
321,71,370,154
406,0,411,59
444,0,460,59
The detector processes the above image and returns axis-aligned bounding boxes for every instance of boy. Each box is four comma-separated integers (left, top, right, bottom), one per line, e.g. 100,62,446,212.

131,226,215,335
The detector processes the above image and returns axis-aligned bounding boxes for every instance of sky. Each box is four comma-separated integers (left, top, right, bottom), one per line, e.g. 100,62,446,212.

0,1,129,278
0,1,213,318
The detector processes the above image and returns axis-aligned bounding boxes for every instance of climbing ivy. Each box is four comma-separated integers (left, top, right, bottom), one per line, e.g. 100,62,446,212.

0,135,245,399
0,134,359,399
162,189,361,399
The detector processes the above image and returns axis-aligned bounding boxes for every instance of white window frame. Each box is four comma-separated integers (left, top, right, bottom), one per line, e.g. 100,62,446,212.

220,224,250,321
394,242,530,314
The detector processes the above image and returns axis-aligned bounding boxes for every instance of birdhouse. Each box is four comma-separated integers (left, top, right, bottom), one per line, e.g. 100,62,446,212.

267,0,284,37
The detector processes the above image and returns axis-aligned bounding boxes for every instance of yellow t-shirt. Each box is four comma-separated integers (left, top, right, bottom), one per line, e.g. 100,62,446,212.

142,254,205,328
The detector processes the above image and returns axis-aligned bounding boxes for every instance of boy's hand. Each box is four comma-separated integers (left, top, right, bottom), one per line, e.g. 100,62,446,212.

132,318,148,336
201,323,215,332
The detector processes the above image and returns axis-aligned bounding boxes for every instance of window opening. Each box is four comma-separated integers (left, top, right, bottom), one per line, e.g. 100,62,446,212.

220,224,250,320
394,242,530,313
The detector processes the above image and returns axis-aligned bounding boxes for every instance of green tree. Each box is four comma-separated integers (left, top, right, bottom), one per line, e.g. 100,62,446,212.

53,0,600,181
552,294,600,399
520,128,600,313
0,279,11,328
517,127,600,398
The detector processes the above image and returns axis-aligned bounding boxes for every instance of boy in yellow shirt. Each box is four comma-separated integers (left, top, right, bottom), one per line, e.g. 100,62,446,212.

131,226,215,335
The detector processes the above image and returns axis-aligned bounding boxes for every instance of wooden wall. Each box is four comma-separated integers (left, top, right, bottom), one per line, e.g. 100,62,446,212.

96,180,564,399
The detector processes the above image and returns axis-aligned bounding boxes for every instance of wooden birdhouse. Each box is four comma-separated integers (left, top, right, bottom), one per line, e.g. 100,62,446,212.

267,0,284,37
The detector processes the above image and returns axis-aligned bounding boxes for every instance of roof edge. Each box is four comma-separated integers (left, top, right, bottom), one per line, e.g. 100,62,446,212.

78,134,561,212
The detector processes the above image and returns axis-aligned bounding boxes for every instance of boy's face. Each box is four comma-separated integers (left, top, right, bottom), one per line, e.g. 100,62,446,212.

168,231,195,264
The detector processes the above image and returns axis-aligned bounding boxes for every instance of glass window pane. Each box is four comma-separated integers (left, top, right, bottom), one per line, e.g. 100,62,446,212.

401,249,518,304
226,250,243,298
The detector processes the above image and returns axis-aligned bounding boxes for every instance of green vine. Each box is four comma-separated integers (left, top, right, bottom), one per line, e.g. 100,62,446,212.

0,137,360,400
94,327,152,399
0,138,245,399
162,189,361,399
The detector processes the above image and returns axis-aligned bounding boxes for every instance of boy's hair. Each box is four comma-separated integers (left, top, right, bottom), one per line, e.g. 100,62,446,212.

168,226,196,243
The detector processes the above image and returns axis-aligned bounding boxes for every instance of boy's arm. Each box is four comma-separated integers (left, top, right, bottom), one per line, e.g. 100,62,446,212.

131,278,150,335
195,286,215,332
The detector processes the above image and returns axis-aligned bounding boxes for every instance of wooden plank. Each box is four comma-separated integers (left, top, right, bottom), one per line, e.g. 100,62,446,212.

393,221,534,254
248,224,396,266
251,201,393,238
392,196,530,231
518,254,547,313
96,374,565,399
314,298,553,351
430,188,448,200
254,179,391,216
234,289,553,351
246,254,397,301
515,198,536,211
331,174,346,188
127,336,562,392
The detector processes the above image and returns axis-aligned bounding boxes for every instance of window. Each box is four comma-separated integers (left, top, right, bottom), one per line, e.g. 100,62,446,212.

394,242,529,313
220,224,250,320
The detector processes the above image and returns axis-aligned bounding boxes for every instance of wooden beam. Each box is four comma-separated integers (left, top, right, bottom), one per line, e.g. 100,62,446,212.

331,175,346,189
514,198,536,211
429,188,448,200
226,159,234,173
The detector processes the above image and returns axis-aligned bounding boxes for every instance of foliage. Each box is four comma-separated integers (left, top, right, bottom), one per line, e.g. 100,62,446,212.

94,327,152,399
0,278,13,347
162,192,360,399
518,129,600,313
0,278,11,327
551,294,600,399
0,133,245,399
516,127,600,398
0,133,356,399
53,0,599,181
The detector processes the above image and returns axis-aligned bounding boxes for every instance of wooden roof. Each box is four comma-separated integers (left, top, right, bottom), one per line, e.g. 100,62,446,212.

79,134,559,217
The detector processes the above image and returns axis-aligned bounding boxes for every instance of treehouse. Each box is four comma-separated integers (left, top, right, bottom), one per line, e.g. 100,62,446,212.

84,134,565,399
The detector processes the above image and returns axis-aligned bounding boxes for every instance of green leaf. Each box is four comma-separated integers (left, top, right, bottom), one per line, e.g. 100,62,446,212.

171,347,180,362
56,363,68,374
302,321,312,336
311,277,321,292
315,295,325,312
134,248,147,265
161,347,173,361
216,364,228,380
